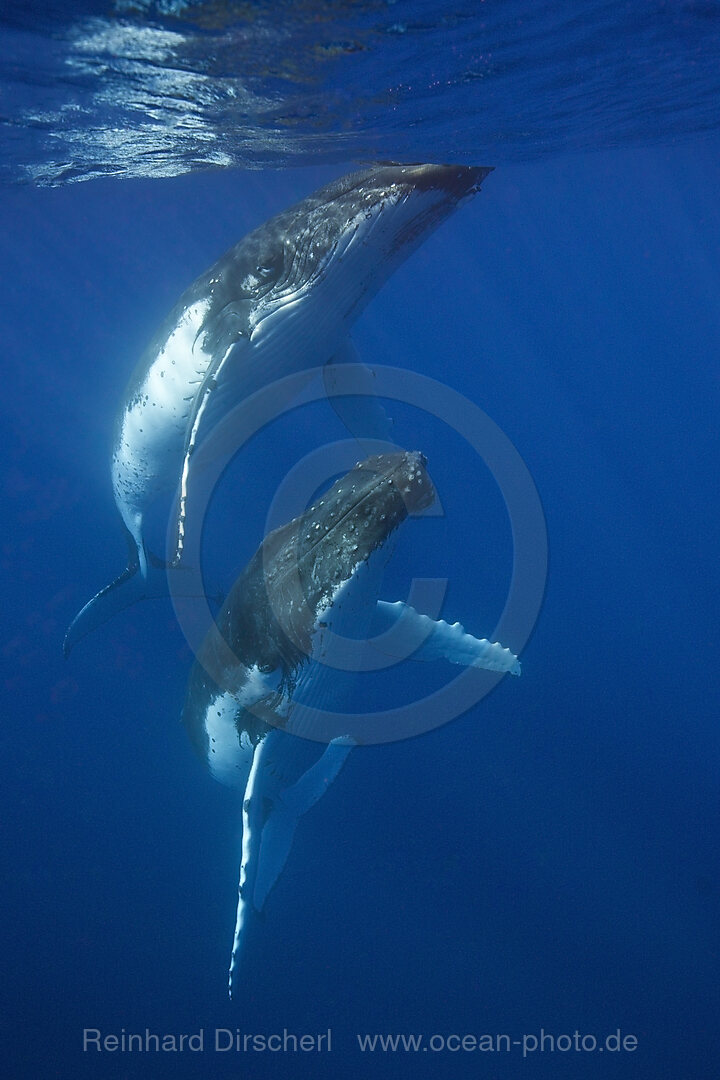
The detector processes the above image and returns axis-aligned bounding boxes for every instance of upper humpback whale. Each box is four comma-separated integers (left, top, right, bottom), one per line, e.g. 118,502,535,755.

64,164,492,655
180,451,520,997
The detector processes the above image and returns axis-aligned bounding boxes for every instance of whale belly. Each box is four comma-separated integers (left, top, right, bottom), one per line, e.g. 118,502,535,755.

201,689,256,789
111,298,213,537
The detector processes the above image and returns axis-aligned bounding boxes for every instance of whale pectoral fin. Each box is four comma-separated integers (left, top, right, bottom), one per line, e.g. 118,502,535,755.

253,737,355,912
228,731,354,997
324,341,395,447
173,335,249,565
278,735,356,813
64,529,144,656
64,564,142,657
250,808,298,914
374,599,521,675
64,542,219,657
229,731,270,997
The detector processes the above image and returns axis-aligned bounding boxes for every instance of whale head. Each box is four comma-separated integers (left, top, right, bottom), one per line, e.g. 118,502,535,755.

200,164,492,356
220,450,435,675
183,451,434,758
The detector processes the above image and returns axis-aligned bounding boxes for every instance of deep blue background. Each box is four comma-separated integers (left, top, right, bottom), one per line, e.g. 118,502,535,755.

2,142,720,1078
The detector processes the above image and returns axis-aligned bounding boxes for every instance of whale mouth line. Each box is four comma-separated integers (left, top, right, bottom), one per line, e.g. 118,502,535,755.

246,226,361,339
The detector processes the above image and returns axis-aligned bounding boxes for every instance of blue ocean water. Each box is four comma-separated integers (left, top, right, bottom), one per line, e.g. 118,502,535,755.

2,3,720,1078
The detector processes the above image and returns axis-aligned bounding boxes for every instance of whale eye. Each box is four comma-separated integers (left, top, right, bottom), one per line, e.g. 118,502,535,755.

240,251,285,295
242,267,273,288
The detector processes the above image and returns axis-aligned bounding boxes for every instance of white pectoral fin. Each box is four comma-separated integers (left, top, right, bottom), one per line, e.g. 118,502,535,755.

323,341,394,445
229,732,270,998
375,600,521,675
175,339,243,564
228,733,354,996
278,735,355,813
64,548,144,657
253,737,355,911
64,533,215,656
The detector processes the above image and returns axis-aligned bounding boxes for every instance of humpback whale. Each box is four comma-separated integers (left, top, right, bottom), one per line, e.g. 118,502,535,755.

65,164,492,655
181,452,520,997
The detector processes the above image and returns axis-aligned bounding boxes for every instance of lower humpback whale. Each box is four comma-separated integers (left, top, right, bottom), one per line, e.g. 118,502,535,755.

65,164,492,655
181,452,520,997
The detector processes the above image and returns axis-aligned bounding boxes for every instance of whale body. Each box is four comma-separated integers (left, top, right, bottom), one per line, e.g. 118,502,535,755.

65,164,492,655
180,452,520,996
